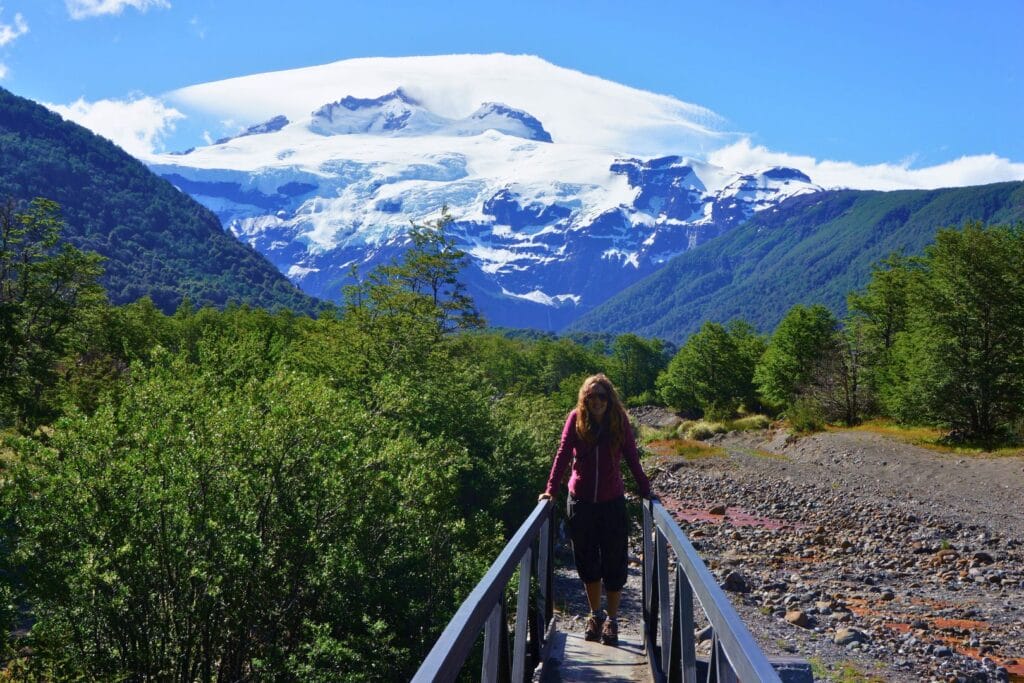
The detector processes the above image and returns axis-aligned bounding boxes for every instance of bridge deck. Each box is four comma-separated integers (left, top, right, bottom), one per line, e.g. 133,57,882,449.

537,628,651,682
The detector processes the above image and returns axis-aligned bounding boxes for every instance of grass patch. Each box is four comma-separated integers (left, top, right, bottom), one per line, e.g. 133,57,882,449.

842,419,1024,457
808,657,886,683
638,424,677,444
728,414,772,431
671,440,726,459
679,420,727,441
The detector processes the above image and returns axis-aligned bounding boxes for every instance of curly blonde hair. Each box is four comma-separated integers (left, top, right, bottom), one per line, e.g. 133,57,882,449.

575,374,626,452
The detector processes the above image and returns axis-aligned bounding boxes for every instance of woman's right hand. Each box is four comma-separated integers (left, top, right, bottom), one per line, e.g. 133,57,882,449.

538,492,553,501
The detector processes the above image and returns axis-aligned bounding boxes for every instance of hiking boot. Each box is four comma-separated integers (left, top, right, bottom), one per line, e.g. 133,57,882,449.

584,613,603,641
601,617,618,645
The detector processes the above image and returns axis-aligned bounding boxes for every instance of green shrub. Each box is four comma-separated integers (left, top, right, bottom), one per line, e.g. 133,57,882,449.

685,420,727,441
788,400,825,433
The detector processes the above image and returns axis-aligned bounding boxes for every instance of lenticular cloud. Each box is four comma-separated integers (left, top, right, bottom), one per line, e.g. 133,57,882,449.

166,53,739,158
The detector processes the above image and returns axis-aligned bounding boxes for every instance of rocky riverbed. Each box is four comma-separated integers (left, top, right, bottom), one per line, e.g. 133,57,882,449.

640,425,1024,682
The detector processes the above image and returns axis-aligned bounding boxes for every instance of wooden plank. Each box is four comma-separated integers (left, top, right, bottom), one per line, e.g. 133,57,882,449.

542,629,652,682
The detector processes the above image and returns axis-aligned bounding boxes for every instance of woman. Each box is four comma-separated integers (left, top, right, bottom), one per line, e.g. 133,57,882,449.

538,374,656,646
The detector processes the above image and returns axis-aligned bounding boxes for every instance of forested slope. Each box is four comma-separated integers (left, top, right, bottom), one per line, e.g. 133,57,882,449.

570,181,1024,342
0,87,319,314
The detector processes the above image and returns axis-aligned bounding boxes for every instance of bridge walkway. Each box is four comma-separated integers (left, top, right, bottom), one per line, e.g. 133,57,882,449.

536,627,650,682
413,499,812,683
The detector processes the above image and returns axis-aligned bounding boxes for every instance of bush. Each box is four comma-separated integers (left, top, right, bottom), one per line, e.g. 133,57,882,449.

787,400,825,434
626,389,660,407
685,420,728,441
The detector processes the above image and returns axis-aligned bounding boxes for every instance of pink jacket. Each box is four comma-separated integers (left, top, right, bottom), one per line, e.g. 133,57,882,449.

544,409,652,503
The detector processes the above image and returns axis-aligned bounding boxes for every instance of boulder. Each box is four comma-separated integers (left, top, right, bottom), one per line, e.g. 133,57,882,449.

834,627,868,646
785,610,810,628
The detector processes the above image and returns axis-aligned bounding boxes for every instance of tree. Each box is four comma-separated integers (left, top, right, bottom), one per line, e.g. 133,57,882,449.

657,321,761,418
0,198,105,429
355,206,484,335
754,304,838,411
846,252,915,405
607,333,667,402
801,322,870,425
886,222,1024,441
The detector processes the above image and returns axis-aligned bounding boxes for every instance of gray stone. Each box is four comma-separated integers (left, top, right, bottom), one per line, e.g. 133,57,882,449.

722,569,749,593
834,627,868,646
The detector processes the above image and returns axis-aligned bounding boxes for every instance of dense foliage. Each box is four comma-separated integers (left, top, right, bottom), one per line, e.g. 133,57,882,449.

870,222,1024,440
648,220,1024,443
657,321,764,418
0,87,318,314
569,181,1024,342
0,205,665,680
0,199,106,429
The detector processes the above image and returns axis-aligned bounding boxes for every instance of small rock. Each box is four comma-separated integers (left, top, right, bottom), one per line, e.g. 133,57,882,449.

722,569,749,593
972,550,995,565
785,609,810,628
708,503,727,515
834,627,868,646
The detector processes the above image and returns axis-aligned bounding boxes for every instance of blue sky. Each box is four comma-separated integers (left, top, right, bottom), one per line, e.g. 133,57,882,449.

1,0,1022,183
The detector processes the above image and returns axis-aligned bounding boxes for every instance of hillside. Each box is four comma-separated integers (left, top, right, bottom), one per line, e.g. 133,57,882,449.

569,181,1024,341
0,87,320,314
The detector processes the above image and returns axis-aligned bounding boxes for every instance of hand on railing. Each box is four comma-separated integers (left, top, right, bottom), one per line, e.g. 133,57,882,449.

537,492,553,502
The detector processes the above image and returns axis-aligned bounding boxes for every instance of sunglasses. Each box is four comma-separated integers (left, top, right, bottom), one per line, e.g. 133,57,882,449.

587,391,608,402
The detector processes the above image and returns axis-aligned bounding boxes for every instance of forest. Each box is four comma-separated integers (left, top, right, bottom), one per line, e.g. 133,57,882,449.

1,198,1022,680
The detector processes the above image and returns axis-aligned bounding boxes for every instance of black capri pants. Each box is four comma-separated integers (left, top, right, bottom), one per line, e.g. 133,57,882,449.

566,495,628,591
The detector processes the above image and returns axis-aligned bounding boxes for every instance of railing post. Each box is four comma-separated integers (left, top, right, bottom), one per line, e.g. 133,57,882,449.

657,527,671,676
717,638,738,683
536,515,551,645
669,565,682,683
512,549,531,683
482,602,502,683
643,500,657,649
678,566,696,683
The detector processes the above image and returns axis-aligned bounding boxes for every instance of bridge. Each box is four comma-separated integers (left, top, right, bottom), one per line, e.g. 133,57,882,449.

413,499,813,682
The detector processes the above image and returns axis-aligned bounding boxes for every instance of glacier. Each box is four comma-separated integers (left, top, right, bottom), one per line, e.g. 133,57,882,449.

149,54,821,330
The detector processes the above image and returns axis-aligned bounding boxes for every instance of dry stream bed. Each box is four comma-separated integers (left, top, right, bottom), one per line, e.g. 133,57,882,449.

635,425,1024,682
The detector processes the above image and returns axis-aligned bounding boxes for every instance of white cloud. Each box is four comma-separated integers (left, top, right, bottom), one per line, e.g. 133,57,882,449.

189,15,206,39
66,0,170,20
708,138,1024,191
0,63,7,79
0,10,28,47
46,96,185,159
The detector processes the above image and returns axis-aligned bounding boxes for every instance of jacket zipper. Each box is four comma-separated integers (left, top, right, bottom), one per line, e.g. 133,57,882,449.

594,444,600,502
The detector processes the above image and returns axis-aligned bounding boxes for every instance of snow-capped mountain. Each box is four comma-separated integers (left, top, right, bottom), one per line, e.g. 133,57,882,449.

149,54,821,329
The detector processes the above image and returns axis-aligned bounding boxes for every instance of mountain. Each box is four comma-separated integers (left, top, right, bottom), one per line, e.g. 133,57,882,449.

568,181,1024,342
0,87,319,314
148,54,820,329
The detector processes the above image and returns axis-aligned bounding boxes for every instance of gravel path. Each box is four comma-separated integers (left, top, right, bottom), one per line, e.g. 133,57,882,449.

639,426,1024,682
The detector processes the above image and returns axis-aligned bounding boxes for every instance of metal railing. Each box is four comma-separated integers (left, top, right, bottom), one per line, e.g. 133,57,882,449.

642,499,783,683
413,499,554,683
